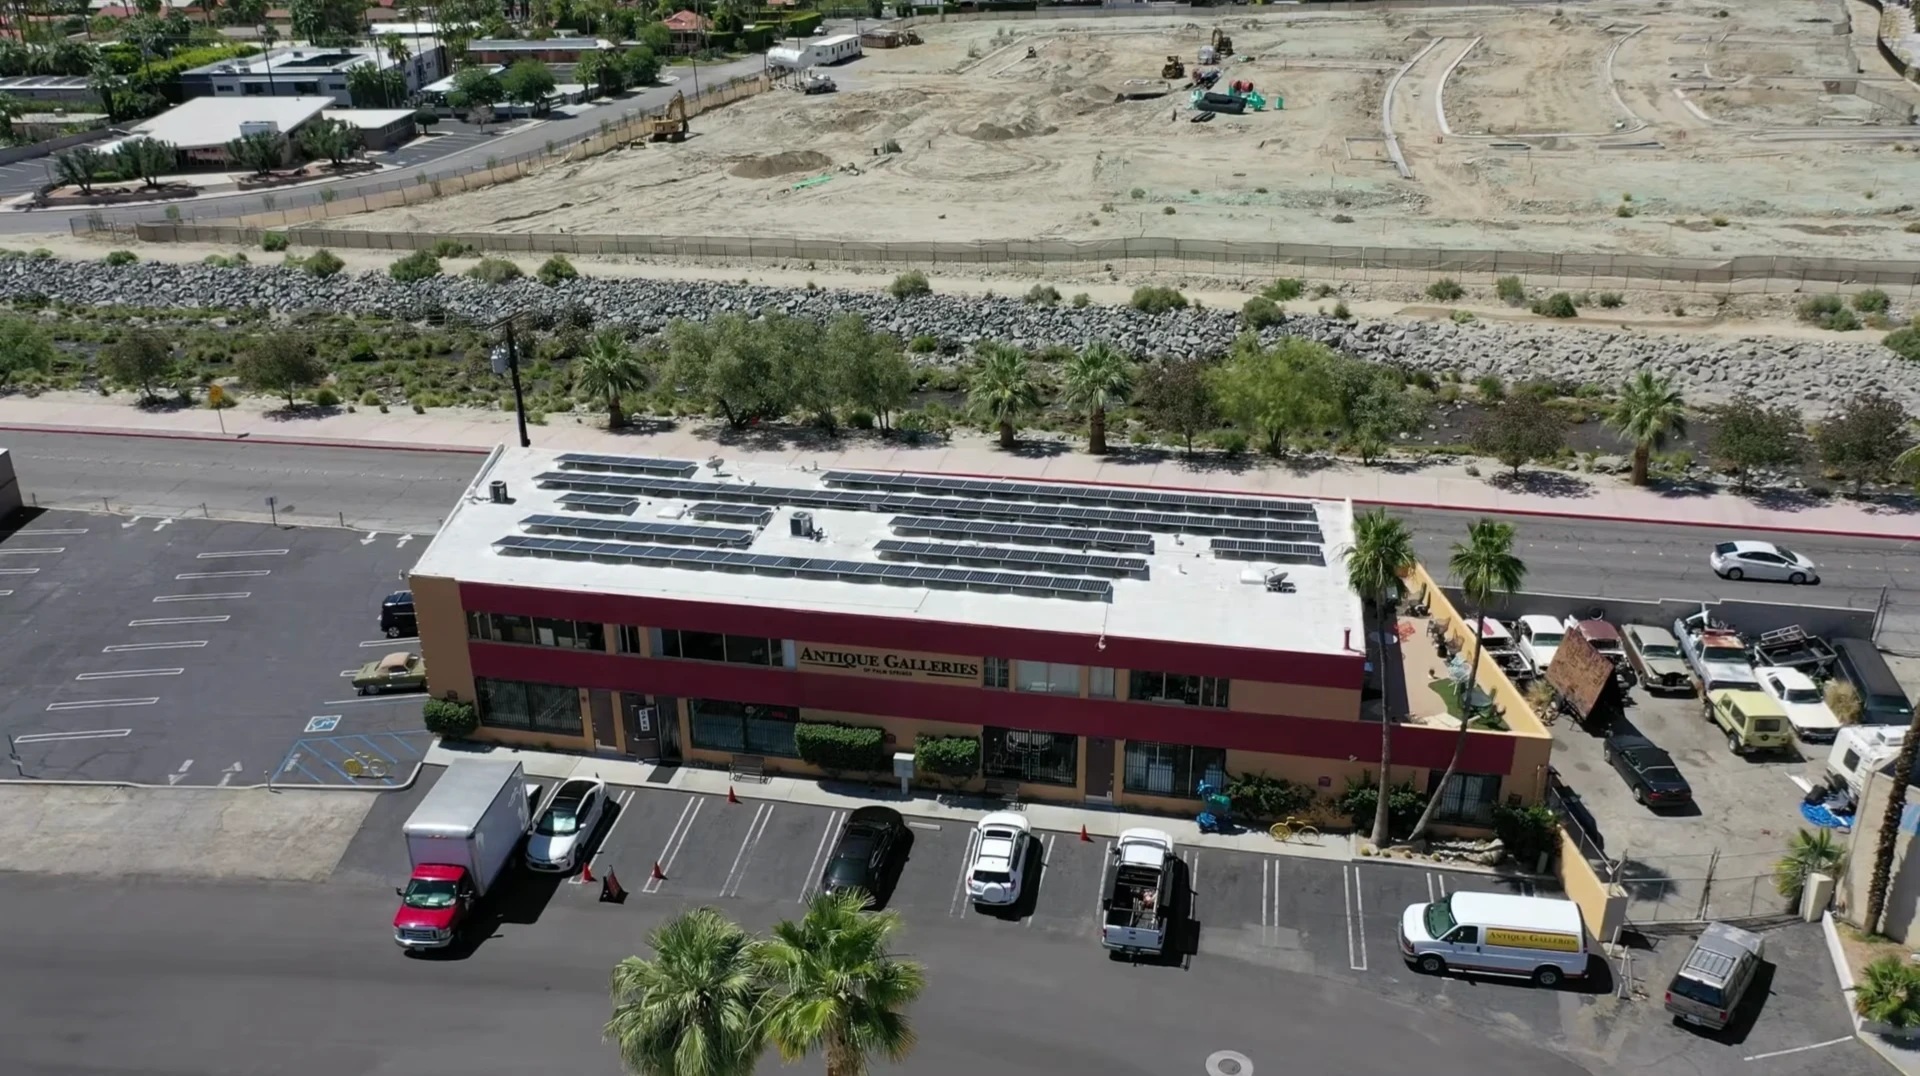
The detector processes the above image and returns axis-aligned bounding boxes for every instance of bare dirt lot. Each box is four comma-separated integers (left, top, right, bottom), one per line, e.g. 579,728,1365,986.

341,1,1920,260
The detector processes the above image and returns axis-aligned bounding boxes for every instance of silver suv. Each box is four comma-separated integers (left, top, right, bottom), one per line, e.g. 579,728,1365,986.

1665,922,1765,1030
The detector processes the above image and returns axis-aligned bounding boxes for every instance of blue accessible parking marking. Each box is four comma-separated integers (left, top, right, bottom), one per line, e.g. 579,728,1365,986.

274,731,433,787
305,715,341,733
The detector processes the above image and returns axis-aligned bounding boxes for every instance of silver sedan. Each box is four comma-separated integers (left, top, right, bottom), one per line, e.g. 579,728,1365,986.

1709,540,1819,585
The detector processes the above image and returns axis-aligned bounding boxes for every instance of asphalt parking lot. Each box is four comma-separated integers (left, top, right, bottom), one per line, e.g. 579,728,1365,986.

0,508,429,786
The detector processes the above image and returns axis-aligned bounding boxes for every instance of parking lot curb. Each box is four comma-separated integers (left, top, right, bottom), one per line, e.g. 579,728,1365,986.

0,759,423,793
0,422,489,456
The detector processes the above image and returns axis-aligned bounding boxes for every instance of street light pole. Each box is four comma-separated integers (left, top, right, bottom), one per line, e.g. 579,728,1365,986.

491,316,532,448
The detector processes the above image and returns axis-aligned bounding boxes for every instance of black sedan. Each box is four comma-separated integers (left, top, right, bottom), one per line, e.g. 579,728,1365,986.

821,806,907,903
1603,733,1694,809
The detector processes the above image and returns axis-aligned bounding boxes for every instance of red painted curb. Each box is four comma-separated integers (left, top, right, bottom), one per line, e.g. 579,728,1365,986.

0,423,490,456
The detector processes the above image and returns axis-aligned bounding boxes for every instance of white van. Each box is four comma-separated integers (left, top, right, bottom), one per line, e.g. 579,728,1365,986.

1399,891,1590,987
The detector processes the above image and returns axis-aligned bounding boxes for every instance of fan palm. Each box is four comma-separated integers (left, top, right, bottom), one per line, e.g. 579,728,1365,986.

574,329,648,429
1605,370,1688,486
966,342,1040,450
605,907,765,1076
1857,956,1920,1028
1774,827,1844,901
1342,508,1418,847
1060,340,1134,454
757,890,926,1076
1406,518,1526,844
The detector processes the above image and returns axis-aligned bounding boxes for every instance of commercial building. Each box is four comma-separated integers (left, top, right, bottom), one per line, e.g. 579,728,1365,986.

465,36,610,67
408,448,1549,825
321,108,418,152
179,44,446,107
104,95,336,166
0,76,98,107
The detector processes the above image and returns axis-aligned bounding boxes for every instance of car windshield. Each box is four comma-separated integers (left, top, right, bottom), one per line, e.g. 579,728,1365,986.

1784,687,1822,704
1641,641,1681,658
1703,644,1747,662
1669,975,1725,1008
1423,898,1457,938
403,878,458,909
1774,546,1802,564
1532,631,1564,647
537,800,582,836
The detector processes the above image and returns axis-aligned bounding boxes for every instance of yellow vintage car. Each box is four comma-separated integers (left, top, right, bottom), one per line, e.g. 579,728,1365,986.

1705,688,1791,756
354,651,428,696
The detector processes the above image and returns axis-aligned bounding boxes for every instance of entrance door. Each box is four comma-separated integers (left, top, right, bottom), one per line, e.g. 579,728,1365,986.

1084,736,1114,801
654,696,681,762
589,690,618,751
621,693,660,760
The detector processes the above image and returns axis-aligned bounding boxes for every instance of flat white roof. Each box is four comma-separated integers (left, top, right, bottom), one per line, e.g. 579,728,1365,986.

411,447,1362,657
189,46,391,77
323,108,418,128
423,65,503,93
816,33,859,47
1448,892,1585,936
125,95,334,150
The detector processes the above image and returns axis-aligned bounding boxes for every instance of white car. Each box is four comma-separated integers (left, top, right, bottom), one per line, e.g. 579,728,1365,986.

1516,615,1567,674
966,812,1032,906
1710,541,1820,585
525,777,606,872
1758,667,1842,744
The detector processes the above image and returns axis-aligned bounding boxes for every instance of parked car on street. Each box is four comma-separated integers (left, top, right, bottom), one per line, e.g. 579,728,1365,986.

1516,615,1567,675
822,806,907,904
1602,732,1694,809
1624,623,1693,695
1705,687,1792,756
525,777,607,872
354,651,427,695
1757,666,1842,744
966,812,1032,906
1709,540,1820,585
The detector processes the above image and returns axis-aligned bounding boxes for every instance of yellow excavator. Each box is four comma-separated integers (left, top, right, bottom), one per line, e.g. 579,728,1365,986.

644,92,689,143
1211,28,1234,57
1162,55,1185,79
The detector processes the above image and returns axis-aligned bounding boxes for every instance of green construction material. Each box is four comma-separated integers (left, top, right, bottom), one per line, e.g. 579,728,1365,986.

791,174,835,190
1247,92,1267,111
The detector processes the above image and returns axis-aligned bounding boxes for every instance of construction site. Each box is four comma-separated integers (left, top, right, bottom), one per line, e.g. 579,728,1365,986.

337,1,1920,261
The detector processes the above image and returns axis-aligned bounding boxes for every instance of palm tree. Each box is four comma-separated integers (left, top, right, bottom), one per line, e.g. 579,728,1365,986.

1774,827,1845,903
1060,340,1133,455
1856,956,1920,1028
758,890,926,1076
1342,508,1418,847
1405,518,1525,844
966,342,1040,451
605,907,765,1076
381,31,411,67
574,329,648,429
1864,700,1920,932
1605,370,1687,486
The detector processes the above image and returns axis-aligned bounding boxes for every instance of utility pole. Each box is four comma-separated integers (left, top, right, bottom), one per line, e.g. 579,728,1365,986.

490,316,531,448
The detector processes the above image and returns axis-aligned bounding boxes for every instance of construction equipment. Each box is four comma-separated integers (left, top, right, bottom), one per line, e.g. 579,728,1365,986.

1162,55,1185,79
798,72,837,95
644,92,688,142
903,29,922,45
1211,28,1233,56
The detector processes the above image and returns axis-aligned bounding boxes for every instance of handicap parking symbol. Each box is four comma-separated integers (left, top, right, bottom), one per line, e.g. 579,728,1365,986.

305,715,341,733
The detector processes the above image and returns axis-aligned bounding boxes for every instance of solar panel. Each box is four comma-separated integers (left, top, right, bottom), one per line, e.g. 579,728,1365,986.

555,492,640,515
887,516,1152,553
554,452,699,478
874,539,1149,579
520,513,756,549
823,470,1318,522
492,535,1112,601
686,502,775,526
1209,538,1327,566
531,472,1316,539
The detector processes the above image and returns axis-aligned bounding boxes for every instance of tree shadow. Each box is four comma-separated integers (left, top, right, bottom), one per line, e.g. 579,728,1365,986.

605,416,681,437
262,403,344,422
1277,453,1339,477
1859,493,1920,517
134,395,196,414
1004,438,1072,459
1486,469,1595,499
1646,477,1717,500
1376,454,1455,475
1173,452,1257,475
1736,485,1828,512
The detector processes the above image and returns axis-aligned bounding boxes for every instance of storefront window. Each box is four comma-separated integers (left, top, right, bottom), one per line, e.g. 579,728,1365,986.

1128,670,1229,709
1015,660,1081,696
982,725,1077,787
475,677,583,735
1428,771,1502,827
1122,741,1226,799
688,698,800,757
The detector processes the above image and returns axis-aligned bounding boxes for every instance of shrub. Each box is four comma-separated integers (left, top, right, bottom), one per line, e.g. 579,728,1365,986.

104,250,137,266
1024,283,1061,306
1337,775,1428,837
1224,772,1313,822
389,250,442,282
1614,204,1635,218
1826,307,1862,332
310,386,341,407
1854,289,1892,314
1450,309,1476,324
1426,277,1464,301
1495,275,1525,304
1331,213,1354,223
1130,187,1145,199
1885,327,1920,362
1263,278,1305,301
1475,374,1506,402
302,249,345,279
1857,957,1920,1029
914,735,980,782
1491,802,1558,866
1131,285,1188,314
1531,292,1578,318
906,333,938,354
1162,205,1176,215
1209,428,1249,456
359,390,382,406
260,231,289,252
1241,295,1283,328
1332,299,1351,320
537,254,579,286
1596,291,1624,309
430,238,475,258
1711,215,1729,227
1827,680,1863,725
889,270,932,299
422,698,478,738
792,721,889,773
1070,292,1091,308
466,257,522,285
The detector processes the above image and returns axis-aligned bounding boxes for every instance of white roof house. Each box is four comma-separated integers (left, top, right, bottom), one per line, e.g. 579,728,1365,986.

111,95,335,153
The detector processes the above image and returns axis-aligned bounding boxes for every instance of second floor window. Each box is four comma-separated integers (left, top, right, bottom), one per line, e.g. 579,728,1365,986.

654,628,779,667
1015,660,1081,696
468,612,604,652
983,656,1010,689
1128,670,1230,709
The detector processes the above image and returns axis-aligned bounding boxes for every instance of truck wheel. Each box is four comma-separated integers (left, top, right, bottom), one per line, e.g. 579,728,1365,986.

1533,965,1563,988
1728,733,1744,754
1417,954,1445,975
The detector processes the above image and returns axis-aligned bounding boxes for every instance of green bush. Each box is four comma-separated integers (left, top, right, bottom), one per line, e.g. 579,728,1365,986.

1596,291,1624,309
302,249,345,279
793,721,890,773
1530,292,1578,318
1263,277,1304,301
536,254,579,286
1495,275,1525,304
907,333,938,353
1491,802,1558,865
1798,294,1862,331
1337,776,1428,837
1070,292,1091,308
1476,374,1505,402
104,250,137,266
1858,956,1920,1029
1024,283,1061,306
1224,771,1313,822
423,698,478,738
430,238,476,258
359,390,382,406
310,386,341,407
1426,277,1464,301
1854,289,1891,314
389,250,442,282
260,231,289,252
1241,295,1283,328
1884,326,1920,361
1130,285,1188,314
466,257,522,285
914,735,980,781
889,270,932,299
1209,428,1249,456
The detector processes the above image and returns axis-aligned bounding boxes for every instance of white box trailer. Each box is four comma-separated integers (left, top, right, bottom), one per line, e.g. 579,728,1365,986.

768,33,862,70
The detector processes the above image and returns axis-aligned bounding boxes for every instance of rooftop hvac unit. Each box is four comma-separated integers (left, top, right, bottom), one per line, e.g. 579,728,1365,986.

488,479,510,504
238,120,281,137
790,511,815,538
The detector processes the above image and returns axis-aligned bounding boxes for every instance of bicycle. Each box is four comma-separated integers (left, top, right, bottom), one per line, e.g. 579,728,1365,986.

1268,816,1322,844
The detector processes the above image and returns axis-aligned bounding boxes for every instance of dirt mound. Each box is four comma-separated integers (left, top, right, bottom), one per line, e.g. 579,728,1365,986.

967,117,1060,142
730,150,834,178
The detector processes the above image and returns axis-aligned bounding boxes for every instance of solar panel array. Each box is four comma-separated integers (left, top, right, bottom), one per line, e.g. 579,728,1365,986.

687,503,775,526
521,513,756,549
888,516,1153,553
824,470,1318,524
555,491,639,515
875,539,1149,579
554,452,699,478
532,472,1318,539
494,535,1112,601
1209,538,1328,566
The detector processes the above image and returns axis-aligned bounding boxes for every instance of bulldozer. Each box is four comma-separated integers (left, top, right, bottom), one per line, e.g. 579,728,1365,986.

643,92,688,143
1161,55,1186,79
1211,28,1233,56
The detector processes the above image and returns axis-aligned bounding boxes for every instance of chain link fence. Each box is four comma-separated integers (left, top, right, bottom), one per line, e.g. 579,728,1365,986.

1615,850,1794,925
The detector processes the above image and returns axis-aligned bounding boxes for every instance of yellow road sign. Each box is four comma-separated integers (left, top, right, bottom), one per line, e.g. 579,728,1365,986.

208,384,225,406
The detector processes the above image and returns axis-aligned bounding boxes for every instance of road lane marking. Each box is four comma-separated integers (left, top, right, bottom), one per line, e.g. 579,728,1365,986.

46,698,159,711
218,762,242,787
1344,865,1368,971
586,788,636,871
1743,1037,1854,1062
76,668,185,680
152,519,172,533
196,550,288,559
12,728,132,743
644,795,704,894
167,760,194,786
103,641,208,652
799,810,844,903
121,517,143,528
1262,859,1272,947
130,615,230,626
0,590,11,596
721,803,773,898
361,532,380,545
175,570,271,580
152,592,250,602
0,547,63,555
1185,849,1200,923
396,534,414,547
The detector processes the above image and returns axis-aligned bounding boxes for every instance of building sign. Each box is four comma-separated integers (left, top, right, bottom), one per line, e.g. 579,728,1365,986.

797,644,980,683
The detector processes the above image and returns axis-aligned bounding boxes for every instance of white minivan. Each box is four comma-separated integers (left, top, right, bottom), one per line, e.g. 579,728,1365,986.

1399,891,1590,987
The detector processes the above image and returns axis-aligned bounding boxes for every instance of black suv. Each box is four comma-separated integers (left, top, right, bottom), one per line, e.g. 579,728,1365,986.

380,591,416,638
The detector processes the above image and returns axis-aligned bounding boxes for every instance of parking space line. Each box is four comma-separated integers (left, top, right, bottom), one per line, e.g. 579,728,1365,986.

152,592,250,602
175,570,272,580
196,550,288,559
13,728,132,744
350,735,398,764
130,616,230,626
585,789,635,870
949,826,983,918
1344,865,1369,971
721,803,773,897
0,590,11,596
0,547,64,554
1027,833,1055,929
22,528,88,535
47,698,159,711
1184,850,1201,922
799,810,845,903
0,567,39,575
360,638,417,646
644,796,704,894
1742,1037,1853,1062
103,641,208,652
76,668,185,680
320,695,425,706
1092,838,1113,924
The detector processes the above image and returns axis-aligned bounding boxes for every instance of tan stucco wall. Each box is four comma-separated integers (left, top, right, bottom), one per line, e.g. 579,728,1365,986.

1557,827,1627,940
1228,679,1362,721
409,574,473,701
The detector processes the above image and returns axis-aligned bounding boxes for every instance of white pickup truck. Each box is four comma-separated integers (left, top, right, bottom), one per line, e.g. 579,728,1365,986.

1100,828,1177,958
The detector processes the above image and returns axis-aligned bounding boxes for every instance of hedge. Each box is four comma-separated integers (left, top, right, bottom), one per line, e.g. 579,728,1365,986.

914,735,980,780
793,721,889,772
423,698,478,739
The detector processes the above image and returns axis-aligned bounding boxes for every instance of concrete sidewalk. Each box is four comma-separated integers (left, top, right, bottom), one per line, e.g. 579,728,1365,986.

5,393,1917,538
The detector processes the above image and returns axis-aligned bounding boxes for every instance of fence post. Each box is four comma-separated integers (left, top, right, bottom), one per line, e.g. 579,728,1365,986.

1696,848,1719,919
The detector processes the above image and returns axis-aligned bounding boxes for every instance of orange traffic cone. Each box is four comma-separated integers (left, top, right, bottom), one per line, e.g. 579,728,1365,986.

579,861,595,883
600,870,627,903
651,860,668,882
1080,824,1092,842
728,785,740,804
